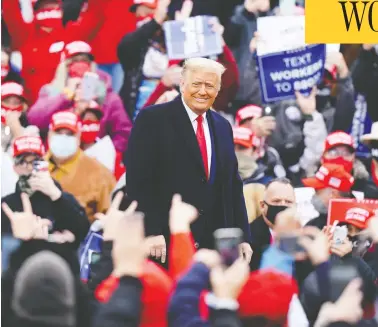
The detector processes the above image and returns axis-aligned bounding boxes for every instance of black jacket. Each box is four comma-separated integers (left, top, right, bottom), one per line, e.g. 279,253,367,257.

1,181,90,248
117,19,162,119
93,276,143,327
125,97,251,245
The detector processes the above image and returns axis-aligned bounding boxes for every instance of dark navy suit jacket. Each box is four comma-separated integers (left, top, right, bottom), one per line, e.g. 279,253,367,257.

125,97,251,245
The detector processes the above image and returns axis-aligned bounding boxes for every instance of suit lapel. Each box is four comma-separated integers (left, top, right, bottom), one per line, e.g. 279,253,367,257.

207,110,226,174
170,98,206,176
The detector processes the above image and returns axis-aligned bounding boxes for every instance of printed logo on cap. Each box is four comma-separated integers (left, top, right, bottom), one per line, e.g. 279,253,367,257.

345,207,370,222
52,111,81,130
233,127,252,141
1,82,24,98
236,105,263,123
326,132,353,147
13,136,45,157
65,41,92,56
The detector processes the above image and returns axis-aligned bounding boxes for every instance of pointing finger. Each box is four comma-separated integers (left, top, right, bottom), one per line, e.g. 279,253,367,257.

2,202,15,220
21,193,33,214
110,191,124,211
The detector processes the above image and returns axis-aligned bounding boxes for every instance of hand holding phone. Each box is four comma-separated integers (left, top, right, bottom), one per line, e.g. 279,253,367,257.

214,228,243,267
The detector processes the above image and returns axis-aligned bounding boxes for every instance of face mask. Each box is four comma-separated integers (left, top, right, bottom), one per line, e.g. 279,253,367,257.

311,195,328,215
35,8,63,30
323,156,353,173
1,104,24,125
17,175,35,196
1,63,9,80
49,134,78,159
81,120,100,144
264,202,289,225
68,61,91,78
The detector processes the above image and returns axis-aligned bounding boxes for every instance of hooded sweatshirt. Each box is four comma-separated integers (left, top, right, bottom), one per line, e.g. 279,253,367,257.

27,67,132,152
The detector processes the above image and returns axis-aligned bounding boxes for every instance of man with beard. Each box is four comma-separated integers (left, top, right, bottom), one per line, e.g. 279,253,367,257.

249,177,296,270
303,164,355,230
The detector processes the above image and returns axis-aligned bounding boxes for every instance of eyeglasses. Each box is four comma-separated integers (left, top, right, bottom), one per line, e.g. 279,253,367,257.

326,148,354,158
16,158,41,169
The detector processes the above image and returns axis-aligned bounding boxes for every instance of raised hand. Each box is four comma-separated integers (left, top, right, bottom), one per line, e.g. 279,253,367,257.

154,0,171,24
2,193,50,240
175,0,193,21
94,191,138,241
169,194,198,234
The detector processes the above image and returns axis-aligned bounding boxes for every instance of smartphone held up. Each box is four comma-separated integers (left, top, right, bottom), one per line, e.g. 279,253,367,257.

214,228,243,266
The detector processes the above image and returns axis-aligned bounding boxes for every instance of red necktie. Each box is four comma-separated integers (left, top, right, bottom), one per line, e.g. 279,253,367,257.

196,115,208,179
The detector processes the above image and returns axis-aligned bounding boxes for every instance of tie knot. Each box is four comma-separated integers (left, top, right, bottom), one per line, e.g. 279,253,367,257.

196,115,203,124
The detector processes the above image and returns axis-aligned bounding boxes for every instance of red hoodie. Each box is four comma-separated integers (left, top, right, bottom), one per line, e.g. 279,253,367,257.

2,0,106,104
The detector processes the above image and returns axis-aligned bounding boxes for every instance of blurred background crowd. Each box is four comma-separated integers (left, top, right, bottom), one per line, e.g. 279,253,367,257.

1,0,378,326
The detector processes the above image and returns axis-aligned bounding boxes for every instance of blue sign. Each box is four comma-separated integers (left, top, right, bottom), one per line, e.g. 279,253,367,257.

349,94,373,158
257,44,326,103
163,16,223,60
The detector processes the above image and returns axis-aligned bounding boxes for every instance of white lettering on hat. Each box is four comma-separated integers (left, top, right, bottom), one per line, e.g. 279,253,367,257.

233,127,252,141
327,132,353,146
238,106,262,120
53,112,78,127
2,82,24,97
35,9,62,20
65,41,92,56
345,208,369,222
15,137,43,152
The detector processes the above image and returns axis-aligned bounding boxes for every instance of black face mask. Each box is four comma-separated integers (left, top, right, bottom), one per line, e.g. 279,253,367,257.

264,202,289,225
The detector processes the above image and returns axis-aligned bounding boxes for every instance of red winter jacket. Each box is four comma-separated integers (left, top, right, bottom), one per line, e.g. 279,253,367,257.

2,0,106,104
90,0,137,65
143,45,239,113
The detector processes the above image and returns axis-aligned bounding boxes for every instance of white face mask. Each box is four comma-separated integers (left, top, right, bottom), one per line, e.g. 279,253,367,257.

50,134,78,159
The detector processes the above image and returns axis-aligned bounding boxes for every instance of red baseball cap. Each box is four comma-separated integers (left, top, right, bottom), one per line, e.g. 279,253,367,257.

233,126,260,149
344,207,374,230
302,164,355,192
129,0,157,12
235,104,263,126
324,131,355,153
50,111,81,133
13,136,45,158
64,41,94,60
1,82,26,101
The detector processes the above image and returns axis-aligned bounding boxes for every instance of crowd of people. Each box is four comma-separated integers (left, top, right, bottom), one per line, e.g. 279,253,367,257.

1,0,378,326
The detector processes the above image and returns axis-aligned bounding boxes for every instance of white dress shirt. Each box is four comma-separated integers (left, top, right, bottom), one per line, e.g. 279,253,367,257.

182,97,212,175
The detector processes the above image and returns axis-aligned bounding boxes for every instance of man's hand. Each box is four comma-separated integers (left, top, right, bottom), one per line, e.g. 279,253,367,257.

194,249,221,268
314,279,363,327
295,86,317,116
48,230,75,244
2,193,51,240
161,65,183,88
66,77,81,94
154,0,171,24
210,258,249,299
95,191,138,241
299,226,330,266
330,239,353,258
112,212,147,277
239,242,253,262
326,52,349,79
155,89,180,105
145,235,167,263
169,194,198,234
175,0,193,21
29,171,62,201
252,116,276,137
249,31,260,53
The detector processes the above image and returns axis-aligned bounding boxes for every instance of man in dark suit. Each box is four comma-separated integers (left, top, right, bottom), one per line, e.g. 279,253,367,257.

249,177,296,270
125,57,252,263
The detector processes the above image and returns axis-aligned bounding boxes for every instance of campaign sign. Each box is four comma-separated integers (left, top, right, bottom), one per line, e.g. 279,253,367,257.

327,198,378,226
257,44,326,103
349,94,373,158
163,16,223,60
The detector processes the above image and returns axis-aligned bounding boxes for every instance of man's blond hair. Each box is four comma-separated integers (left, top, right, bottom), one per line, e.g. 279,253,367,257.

182,57,226,89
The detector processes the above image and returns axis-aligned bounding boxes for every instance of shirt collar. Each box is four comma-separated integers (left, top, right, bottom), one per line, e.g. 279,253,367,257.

46,150,82,174
181,96,207,123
